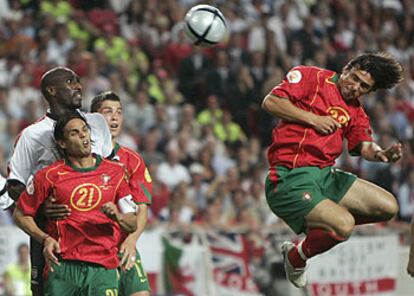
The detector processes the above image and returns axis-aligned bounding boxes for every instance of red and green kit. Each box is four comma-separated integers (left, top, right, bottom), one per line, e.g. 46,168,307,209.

17,156,149,268
265,66,374,233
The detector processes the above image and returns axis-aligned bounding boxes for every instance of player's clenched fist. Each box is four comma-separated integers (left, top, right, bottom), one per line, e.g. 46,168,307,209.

101,202,122,222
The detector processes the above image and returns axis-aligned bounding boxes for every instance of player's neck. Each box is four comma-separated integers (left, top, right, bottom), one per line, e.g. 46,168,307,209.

49,105,77,118
67,155,96,169
112,138,117,149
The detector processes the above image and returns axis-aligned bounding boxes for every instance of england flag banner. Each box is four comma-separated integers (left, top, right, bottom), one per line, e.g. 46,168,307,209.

307,235,399,296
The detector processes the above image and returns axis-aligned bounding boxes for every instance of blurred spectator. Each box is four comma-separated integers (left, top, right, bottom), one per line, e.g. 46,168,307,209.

157,145,191,190
197,95,223,127
47,22,74,65
187,162,209,212
3,243,31,296
178,47,211,109
159,181,194,224
7,72,41,120
124,89,156,137
398,168,414,222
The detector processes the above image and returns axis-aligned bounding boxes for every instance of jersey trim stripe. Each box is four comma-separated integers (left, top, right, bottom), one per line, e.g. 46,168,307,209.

45,163,65,185
293,70,322,168
119,146,142,176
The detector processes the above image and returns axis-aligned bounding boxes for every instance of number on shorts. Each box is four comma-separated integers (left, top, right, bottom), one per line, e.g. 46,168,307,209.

105,289,118,296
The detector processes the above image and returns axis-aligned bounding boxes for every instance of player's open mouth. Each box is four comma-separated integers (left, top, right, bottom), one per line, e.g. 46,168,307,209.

110,123,118,129
83,140,89,147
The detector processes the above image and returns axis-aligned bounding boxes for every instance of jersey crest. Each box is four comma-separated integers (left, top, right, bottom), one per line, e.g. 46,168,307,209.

100,173,112,190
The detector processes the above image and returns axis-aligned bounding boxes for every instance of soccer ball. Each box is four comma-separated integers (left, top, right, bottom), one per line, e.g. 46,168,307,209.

183,4,227,47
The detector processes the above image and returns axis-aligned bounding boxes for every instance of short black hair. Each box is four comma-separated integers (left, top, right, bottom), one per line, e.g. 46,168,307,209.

90,91,121,112
40,67,72,100
344,52,404,90
53,111,89,143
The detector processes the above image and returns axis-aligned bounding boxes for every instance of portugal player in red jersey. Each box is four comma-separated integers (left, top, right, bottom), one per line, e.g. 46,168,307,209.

13,112,149,296
91,91,152,296
262,52,404,287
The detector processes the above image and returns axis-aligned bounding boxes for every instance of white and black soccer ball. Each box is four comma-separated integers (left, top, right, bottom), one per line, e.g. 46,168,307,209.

183,4,227,47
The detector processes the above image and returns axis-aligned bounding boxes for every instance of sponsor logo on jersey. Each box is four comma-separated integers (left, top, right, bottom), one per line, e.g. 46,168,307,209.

286,70,302,83
327,106,350,126
70,183,102,211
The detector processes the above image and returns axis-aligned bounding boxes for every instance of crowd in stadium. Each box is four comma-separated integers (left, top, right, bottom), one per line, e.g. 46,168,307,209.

0,0,413,236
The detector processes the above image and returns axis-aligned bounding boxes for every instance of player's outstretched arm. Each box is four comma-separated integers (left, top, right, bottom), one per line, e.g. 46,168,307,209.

101,201,137,233
360,142,403,163
262,94,341,135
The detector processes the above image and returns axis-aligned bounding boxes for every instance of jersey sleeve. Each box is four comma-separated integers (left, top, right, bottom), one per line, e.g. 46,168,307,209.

16,171,51,217
270,66,316,103
130,156,153,204
345,107,374,155
116,173,150,206
86,113,113,158
8,131,40,185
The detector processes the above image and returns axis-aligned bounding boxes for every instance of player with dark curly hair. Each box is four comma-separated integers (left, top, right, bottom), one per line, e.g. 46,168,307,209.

262,52,404,288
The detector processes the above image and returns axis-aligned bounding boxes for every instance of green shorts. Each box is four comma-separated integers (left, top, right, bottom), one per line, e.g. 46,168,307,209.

265,166,357,234
119,250,150,295
45,260,118,296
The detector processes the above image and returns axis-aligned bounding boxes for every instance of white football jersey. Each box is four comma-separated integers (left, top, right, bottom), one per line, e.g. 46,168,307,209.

8,111,113,185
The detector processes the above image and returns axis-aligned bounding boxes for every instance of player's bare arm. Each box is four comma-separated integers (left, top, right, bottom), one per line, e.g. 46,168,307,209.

359,141,403,163
120,203,148,270
13,207,61,271
262,94,341,135
101,201,137,233
6,180,26,202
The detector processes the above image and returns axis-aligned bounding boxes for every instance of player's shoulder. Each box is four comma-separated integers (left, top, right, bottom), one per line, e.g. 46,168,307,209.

119,145,144,167
119,145,143,160
16,115,53,142
101,158,128,172
37,160,66,182
285,66,327,84
289,65,329,75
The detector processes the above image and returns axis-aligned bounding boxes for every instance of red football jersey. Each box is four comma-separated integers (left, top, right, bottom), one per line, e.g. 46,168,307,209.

17,156,149,269
112,143,152,203
268,66,373,168
112,144,152,242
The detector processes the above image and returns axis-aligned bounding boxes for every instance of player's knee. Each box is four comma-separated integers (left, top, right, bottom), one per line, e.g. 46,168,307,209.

381,193,399,220
334,213,355,239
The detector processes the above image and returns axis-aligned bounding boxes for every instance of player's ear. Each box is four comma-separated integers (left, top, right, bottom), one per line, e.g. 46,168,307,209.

56,139,66,150
46,86,56,96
